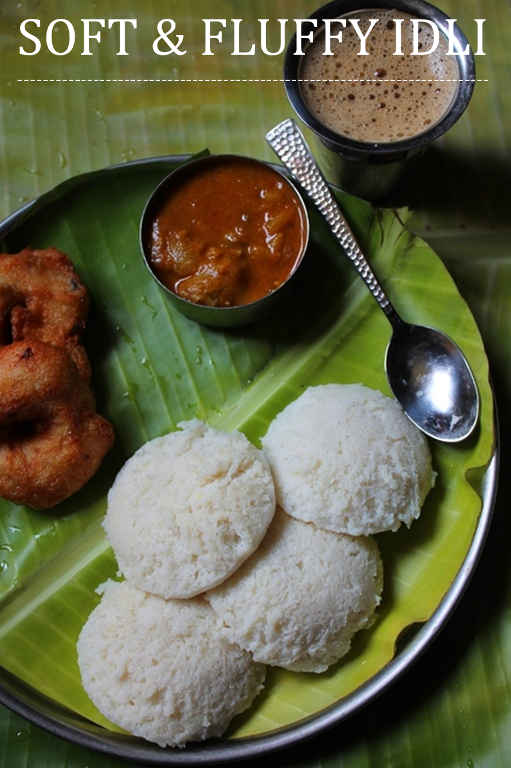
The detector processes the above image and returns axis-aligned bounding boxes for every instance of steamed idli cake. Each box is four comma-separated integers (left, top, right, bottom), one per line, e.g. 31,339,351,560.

261,384,435,536
207,506,383,673
77,580,266,747
103,419,275,598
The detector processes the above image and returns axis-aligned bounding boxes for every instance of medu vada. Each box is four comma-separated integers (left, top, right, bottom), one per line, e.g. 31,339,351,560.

0,341,114,510
0,247,91,380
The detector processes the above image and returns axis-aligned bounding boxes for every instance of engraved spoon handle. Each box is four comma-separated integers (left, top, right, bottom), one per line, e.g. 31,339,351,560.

266,119,399,324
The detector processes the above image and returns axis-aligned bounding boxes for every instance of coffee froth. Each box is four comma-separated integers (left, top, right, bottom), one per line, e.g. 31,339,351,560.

299,10,460,144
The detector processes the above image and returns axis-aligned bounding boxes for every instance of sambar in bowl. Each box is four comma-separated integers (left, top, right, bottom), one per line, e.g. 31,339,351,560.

140,155,309,327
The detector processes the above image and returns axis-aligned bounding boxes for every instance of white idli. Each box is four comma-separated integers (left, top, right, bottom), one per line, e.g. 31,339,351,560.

207,507,383,673
261,384,435,535
77,579,266,748
103,419,276,598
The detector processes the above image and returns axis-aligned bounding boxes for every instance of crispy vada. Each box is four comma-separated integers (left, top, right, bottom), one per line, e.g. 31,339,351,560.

0,247,91,380
0,341,114,510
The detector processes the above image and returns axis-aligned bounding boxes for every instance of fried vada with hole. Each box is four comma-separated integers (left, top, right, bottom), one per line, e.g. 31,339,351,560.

0,341,114,510
0,246,91,380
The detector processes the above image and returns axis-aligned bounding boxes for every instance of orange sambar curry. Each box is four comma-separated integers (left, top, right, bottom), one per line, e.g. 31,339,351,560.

148,157,308,308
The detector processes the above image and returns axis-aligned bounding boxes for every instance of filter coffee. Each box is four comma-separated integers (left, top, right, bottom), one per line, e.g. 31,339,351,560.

299,9,460,144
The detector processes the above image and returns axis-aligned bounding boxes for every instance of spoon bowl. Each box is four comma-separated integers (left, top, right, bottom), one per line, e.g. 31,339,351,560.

385,321,479,442
266,119,480,442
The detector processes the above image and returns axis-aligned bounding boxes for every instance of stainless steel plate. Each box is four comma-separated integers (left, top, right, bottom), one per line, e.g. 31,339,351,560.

0,157,498,764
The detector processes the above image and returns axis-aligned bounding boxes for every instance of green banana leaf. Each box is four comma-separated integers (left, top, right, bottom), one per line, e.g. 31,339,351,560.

0,157,494,744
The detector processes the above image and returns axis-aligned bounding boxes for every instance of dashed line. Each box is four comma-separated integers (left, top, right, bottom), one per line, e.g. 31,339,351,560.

16,77,488,83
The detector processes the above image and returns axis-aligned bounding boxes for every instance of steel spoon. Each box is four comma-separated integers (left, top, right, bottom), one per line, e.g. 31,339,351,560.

266,119,479,442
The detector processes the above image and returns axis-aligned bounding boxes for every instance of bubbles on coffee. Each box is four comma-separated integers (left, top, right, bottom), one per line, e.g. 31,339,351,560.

299,10,460,143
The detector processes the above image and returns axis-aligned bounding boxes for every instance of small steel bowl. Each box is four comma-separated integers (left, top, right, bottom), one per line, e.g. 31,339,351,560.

140,155,310,328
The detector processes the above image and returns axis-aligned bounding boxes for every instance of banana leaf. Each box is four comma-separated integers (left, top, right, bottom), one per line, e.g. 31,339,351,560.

0,156,494,750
